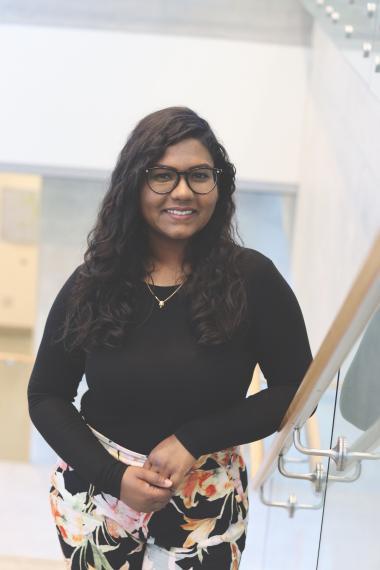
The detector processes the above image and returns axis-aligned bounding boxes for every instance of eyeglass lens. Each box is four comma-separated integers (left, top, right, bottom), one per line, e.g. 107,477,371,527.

147,167,217,194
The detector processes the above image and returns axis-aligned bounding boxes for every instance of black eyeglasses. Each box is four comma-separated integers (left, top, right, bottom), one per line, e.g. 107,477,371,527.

144,165,222,195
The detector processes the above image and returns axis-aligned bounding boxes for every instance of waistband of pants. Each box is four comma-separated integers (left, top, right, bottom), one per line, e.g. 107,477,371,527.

87,423,241,468
87,423,148,467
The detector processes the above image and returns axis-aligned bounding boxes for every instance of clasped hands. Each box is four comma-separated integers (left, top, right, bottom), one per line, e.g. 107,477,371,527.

119,434,197,512
142,434,197,494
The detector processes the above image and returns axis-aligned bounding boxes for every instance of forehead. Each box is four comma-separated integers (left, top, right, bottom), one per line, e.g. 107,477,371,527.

157,138,213,168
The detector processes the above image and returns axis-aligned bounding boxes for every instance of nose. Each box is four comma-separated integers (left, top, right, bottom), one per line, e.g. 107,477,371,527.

171,173,193,197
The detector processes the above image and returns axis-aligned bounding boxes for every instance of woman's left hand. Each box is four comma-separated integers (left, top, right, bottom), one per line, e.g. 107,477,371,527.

143,435,197,493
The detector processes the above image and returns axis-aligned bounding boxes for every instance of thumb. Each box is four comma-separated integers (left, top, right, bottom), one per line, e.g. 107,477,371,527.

138,467,173,488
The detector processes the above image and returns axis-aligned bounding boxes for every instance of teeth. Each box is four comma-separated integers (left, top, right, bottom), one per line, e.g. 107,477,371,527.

167,209,194,215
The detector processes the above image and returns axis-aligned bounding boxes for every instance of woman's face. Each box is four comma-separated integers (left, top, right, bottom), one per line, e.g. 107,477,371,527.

140,138,219,248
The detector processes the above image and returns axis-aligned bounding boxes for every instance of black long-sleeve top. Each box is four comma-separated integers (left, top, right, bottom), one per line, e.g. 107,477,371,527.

27,247,315,500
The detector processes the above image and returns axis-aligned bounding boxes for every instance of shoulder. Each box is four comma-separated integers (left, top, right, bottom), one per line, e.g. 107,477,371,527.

50,263,84,314
233,246,295,306
59,263,83,295
234,245,275,281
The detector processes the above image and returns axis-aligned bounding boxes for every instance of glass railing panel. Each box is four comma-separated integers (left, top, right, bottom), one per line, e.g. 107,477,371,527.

242,376,338,570
316,306,380,569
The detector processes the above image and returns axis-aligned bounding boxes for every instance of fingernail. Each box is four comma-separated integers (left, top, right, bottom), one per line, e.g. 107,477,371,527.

164,479,172,486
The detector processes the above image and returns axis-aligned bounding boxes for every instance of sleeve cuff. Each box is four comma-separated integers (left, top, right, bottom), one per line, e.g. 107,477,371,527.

98,460,130,499
174,423,205,460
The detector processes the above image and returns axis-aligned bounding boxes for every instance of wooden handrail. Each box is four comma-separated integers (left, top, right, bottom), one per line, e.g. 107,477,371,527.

251,231,380,491
246,359,322,478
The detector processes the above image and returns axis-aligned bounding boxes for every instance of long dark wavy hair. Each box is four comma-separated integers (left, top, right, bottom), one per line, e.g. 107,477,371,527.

56,106,250,354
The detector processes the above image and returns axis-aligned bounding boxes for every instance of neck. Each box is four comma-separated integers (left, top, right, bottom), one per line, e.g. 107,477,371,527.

147,233,189,270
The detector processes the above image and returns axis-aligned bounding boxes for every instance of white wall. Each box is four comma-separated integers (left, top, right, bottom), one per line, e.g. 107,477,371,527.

0,24,308,184
292,24,380,353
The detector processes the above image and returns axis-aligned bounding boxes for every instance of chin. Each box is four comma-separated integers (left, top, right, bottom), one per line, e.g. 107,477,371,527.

166,231,195,241
158,225,196,238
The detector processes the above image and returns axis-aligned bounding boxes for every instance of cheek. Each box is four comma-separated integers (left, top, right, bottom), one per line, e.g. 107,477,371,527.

203,195,219,218
140,187,160,217
139,188,147,213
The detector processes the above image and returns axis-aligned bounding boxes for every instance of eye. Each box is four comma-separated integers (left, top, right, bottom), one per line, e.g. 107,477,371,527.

189,169,213,182
149,169,176,182
155,173,171,181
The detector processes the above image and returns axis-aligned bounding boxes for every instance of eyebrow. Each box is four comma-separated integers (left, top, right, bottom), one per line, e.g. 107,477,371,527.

154,162,213,169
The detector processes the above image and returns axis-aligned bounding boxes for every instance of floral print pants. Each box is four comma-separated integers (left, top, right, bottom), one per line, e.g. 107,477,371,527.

49,425,249,569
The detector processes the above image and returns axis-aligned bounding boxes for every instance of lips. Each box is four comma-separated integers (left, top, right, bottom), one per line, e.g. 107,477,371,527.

163,208,197,220
163,208,197,213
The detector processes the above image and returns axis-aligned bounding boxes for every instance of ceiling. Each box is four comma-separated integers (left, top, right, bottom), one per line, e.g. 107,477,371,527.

0,0,312,46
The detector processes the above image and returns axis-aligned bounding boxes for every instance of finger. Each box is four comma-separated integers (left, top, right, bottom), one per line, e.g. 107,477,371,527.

153,492,173,510
150,462,171,480
145,456,162,474
150,485,173,500
137,467,173,489
168,476,180,493
169,471,189,493
145,461,166,479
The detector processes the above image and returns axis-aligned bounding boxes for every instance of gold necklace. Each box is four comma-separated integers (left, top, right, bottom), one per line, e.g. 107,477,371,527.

145,276,186,309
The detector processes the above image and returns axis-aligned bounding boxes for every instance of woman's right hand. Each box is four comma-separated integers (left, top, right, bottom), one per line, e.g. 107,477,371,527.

120,465,174,513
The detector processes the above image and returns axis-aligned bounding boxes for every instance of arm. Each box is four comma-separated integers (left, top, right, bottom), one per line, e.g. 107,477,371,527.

27,266,128,498
174,257,317,459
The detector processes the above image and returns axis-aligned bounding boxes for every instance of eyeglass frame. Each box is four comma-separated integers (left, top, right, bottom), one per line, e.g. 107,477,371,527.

144,165,222,195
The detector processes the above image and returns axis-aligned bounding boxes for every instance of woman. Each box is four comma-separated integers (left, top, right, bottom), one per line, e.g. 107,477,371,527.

28,106,315,569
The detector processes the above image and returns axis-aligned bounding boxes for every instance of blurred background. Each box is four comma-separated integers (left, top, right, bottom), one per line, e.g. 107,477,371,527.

0,1,379,568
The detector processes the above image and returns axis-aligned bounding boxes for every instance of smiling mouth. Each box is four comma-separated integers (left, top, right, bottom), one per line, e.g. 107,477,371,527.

163,208,197,218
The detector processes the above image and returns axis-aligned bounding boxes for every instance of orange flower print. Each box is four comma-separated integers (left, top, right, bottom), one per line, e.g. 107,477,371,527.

49,445,249,569
181,516,217,548
49,484,102,549
226,455,249,510
92,493,153,540
176,465,235,508
186,514,248,564
230,540,241,570
49,467,121,568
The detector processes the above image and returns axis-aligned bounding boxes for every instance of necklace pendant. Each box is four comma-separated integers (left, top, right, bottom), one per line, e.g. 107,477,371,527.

159,300,165,309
